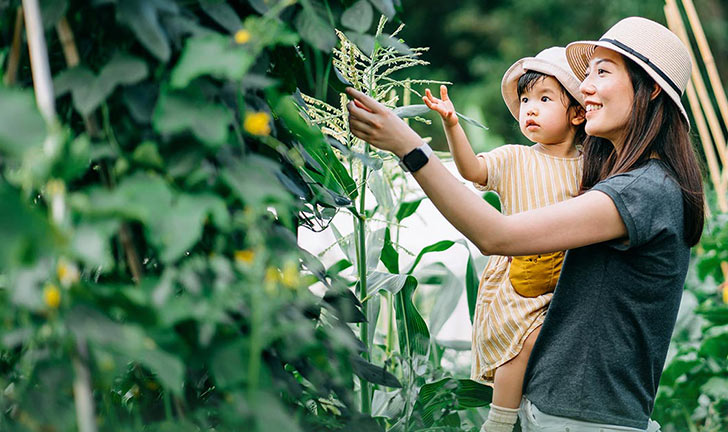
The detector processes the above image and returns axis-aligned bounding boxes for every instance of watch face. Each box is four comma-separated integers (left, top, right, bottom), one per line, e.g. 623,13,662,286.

404,148,429,172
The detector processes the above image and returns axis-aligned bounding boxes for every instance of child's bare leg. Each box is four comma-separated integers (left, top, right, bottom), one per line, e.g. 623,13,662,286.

481,327,542,432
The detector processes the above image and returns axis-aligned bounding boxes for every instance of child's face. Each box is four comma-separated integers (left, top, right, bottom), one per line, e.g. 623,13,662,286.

517,76,579,146
579,47,634,146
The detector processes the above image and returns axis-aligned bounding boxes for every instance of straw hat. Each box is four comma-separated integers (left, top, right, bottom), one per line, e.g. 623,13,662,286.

565,16,692,126
501,46,585,120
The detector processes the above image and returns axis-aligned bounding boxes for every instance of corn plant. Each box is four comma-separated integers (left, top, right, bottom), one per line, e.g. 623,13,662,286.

297,16,492,429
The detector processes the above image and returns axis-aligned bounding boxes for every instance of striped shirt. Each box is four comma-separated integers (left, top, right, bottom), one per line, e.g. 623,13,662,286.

471,144,582,383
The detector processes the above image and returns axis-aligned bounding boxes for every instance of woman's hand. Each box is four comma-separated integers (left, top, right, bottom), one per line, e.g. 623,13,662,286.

345,87,423,158
423,85,458,128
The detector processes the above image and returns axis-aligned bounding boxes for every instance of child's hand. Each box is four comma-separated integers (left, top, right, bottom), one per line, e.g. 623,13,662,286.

423,85,458,128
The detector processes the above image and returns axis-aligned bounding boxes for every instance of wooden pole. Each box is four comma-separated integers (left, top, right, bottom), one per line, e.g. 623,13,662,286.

665,0,728,212
3,7,25,86
22,0,55,122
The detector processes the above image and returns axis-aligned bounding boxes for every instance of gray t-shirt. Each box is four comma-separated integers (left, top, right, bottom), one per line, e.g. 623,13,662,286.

523,159,690,429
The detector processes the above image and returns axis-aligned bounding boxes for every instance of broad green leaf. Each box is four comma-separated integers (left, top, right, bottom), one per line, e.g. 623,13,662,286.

367,294,379,347
380,228,399,274
199,0,242,33
427,268,462,337
40,0,68,29
117,0,178,62
341,0,373,33
171,33,254,88
54,55,148,116
372,389,405,419
395,276,430,358
273,93,356,199
456,111,488,130
699,324,728,359
251,393,303,432
700,377,728,400
393,104,430,119
396,198,423,222
483,191,501,212
376,33,411,55
323,288,366,323
0,87,46,157
369,0,395,19
350,354,401,388
367,271,408,296
132,140,164,168
242,15,299,48
365,228,386,271
211,339,249,389
465,253,479,323
345,32,376,56
407,240,456,274
71,220,119,269
153,88,231,147
294,7,336,52
0,184,54,269
221,156,293,207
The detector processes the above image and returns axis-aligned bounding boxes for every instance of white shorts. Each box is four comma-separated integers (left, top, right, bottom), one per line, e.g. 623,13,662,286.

519,398,661,432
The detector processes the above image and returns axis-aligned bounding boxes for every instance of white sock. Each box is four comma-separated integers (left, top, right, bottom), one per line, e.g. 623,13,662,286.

480,403,519,432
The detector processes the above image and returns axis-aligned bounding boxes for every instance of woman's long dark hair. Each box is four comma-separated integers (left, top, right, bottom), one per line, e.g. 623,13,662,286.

578,55,705,246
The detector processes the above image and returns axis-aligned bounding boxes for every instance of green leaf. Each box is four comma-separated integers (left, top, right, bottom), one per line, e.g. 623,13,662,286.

483,191,501,212
153,87,231,147
117,0,178,62
199,0,242,33
699,324,728,359
54,54,149,116
0,87,46,157
350,354,401,388
369,0,395,19
701,377,728,400
71,220,119,269
171,33,255,88
132,140,164,168
456,111,488,130
372,389,405,419
427,268,462,337
393,104,430,119
294,7,336,52
40,0,68,29
380,228,399,273
396,198,423,222
366,228,386,271
211,339,249,389
341,0,373,33
376,33,411,55
221,156,293,207
0,183,54,269
395,276,430,357
466,253,479,323
407,240,456,274
367,271,408,296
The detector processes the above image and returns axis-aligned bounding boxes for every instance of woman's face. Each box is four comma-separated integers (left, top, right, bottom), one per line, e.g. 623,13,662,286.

580,47,634,147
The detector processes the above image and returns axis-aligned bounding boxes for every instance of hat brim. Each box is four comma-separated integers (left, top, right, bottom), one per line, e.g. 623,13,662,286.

501,58,585,120
565,40,690,127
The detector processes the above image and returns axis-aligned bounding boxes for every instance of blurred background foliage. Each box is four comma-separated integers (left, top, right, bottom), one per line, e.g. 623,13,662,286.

0,0,727,431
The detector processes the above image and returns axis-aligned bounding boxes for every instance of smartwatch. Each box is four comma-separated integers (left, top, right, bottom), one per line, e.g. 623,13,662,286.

398,142,433,173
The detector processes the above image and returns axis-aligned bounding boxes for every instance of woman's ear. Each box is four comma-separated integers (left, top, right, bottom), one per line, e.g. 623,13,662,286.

571,105,586,125
650,83,662,100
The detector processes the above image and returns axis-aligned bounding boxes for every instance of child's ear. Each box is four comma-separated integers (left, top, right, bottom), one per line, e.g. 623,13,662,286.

571,106,586,126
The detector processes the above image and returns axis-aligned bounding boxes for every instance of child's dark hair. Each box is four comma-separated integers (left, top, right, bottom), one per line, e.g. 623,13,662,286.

517,71,586,146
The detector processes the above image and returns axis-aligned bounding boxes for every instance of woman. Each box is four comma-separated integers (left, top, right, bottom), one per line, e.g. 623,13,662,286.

345,17,704,432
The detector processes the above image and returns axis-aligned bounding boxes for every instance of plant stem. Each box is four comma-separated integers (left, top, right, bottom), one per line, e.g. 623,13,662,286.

72,339,98,432
355,146,371,415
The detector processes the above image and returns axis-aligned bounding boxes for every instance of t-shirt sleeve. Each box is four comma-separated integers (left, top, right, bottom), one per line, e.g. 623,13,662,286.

591,166,675,250
472,145,513,193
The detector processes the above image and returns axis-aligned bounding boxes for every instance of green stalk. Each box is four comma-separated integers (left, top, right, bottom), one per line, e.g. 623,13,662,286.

355,146,371,415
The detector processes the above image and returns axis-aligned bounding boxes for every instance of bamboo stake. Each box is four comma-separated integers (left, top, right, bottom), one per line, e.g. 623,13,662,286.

665,2,728,285
23,0,55,122
3,7,25,86
56,17,80,68
665,0,728,211
680,0,728,148
72,339,99,432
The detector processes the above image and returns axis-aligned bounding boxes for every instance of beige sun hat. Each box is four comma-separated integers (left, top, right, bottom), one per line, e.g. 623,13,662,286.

565,16,692,126
501,46,585,120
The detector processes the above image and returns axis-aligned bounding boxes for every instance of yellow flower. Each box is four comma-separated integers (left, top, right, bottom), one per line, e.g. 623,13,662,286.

281,261,300,288
722,282,728,304
265,266,280,284
43,283,61,309
56,258,80,287
234,29,251,45
244,112,271,136
234,249,255,264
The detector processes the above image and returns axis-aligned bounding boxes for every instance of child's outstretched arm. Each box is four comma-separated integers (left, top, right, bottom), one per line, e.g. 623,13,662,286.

423,85,487,185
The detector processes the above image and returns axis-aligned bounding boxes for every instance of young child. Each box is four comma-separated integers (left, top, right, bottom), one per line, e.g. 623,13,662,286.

423,47,586,432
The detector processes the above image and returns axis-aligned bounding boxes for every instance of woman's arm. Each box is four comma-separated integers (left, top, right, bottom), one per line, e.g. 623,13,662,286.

346,88,627,255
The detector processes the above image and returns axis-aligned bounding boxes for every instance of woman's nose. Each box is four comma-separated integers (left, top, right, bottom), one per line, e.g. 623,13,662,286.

580,76,595,95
